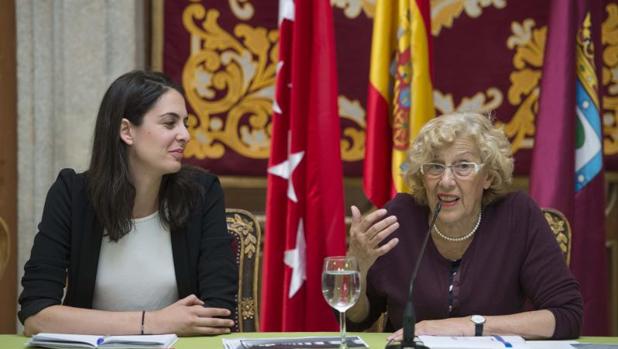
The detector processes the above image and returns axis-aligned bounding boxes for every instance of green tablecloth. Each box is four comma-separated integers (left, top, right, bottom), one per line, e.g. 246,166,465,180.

1,332,616,349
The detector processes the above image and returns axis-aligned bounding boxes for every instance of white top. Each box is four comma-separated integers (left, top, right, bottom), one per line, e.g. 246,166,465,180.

92,211,179,311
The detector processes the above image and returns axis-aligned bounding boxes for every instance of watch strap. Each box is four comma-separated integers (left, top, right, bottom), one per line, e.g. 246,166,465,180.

474,322,483,336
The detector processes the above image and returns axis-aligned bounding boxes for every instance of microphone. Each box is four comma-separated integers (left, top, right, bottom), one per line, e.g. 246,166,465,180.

386,201,442,349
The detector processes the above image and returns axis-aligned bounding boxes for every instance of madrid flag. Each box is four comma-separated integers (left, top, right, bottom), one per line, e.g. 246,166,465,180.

260,0,346,331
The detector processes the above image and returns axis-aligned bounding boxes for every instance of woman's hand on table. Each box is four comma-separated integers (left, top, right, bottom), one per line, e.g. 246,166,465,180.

388,317,474,341
149,294,235,336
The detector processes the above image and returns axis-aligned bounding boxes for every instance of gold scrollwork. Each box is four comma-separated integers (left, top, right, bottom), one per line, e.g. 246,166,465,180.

182,4,367,162
603,3,618,155
229,0,255,20
433,88,504,115
338,96,366,161
431,0,506,36
544,212,567,237
226,213,258,258
499,19,546,154
543,211,570,262
182,4,278,160
240,297,255,320
331,0,375,19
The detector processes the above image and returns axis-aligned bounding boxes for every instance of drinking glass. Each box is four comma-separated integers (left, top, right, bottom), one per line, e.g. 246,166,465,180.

321,256,361,349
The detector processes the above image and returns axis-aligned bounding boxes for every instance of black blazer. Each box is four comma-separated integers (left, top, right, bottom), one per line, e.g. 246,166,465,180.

18,168,237,324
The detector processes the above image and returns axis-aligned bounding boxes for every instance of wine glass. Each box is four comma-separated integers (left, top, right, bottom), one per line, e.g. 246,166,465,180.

321,256,361,349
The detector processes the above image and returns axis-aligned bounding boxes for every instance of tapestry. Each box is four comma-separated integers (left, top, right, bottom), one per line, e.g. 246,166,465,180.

154,0,618,176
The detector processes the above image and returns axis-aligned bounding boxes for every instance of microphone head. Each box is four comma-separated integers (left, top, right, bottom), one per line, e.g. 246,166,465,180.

428,201,442,228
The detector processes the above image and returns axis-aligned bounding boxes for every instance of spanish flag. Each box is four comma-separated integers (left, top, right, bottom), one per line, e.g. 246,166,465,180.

363,0,434,207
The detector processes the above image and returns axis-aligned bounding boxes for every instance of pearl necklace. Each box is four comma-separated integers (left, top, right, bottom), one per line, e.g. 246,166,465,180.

433,209,482,242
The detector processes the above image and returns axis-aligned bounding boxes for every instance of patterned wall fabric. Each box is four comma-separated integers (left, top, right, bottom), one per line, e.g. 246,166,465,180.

156,0,618,176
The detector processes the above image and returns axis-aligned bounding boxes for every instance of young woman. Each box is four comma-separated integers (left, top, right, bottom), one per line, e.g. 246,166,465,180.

19,71,237,336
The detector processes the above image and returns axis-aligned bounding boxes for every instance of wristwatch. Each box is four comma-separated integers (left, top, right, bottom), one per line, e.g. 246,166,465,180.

470,315,486,336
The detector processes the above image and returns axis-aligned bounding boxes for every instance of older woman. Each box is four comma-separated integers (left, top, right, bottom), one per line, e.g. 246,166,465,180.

346,113,583,339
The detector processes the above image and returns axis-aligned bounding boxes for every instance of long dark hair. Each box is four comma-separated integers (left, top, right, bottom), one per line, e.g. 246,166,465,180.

87,70,203,241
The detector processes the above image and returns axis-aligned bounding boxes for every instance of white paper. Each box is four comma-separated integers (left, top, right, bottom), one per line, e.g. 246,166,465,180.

527,340,578,349
417,335,528,349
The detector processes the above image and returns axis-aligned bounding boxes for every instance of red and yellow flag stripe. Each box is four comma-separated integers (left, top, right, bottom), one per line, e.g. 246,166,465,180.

364,0,434,207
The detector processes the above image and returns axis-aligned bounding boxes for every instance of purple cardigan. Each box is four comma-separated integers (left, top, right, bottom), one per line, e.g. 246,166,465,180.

348,191,583,339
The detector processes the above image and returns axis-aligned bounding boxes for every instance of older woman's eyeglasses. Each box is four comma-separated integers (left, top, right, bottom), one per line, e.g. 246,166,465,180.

420,162,484,178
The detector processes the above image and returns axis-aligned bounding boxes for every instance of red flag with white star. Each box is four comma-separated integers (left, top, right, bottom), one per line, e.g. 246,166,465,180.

260,0,346,331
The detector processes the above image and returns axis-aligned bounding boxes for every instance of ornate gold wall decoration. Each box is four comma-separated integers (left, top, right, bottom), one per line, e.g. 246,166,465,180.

181,4,370,162
338,96,366,161
431,0,506,36
433,88,503,115
499,19,546,153
229,0,255,20
603,3,618,155
182,4,278,160
331,0,375,19
332,0,510,27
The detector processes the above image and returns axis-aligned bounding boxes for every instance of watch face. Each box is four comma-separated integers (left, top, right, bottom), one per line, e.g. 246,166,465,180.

471,315,486,324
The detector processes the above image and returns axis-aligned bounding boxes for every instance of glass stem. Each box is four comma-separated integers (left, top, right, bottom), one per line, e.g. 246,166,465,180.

340,310,347,349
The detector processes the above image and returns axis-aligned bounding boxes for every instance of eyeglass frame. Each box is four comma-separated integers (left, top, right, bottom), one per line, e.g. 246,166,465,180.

419,161,484,179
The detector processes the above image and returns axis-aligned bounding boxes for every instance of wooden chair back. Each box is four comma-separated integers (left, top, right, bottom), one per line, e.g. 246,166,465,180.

541,208,572,265
225,208,262,332
0,217,9,279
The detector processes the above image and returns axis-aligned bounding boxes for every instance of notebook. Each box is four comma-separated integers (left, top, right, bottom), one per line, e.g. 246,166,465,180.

26,333,178,349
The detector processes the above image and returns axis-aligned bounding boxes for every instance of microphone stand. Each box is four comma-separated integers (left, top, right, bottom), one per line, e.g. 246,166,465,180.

386,202,442,349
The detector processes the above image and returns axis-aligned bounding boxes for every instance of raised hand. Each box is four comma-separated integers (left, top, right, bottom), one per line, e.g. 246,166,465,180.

348,205,400,273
